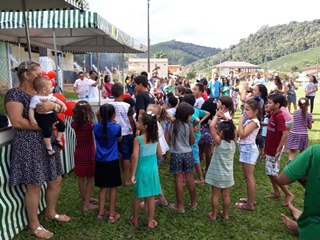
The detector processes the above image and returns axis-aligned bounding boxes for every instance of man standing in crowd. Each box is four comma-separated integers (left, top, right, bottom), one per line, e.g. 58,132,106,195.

208,73,221,99
73,71,89,99
87,70,100,101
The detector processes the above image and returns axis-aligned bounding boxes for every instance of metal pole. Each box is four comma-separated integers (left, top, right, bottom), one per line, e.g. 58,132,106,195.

147,0,150,73
122,51,125,85
53,28,60,93
22,0,32,60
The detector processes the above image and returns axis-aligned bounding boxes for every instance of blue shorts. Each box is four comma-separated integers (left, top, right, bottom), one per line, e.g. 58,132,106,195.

119,135,133,160
191,143,200,164
239,143,259,165
170,152,194,174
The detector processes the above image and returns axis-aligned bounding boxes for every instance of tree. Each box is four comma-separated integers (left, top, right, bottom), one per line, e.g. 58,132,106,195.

154,51,166,58
186,70,197,80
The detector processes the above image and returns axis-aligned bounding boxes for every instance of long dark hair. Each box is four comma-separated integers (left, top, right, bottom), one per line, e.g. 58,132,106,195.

172,102,194,147
99,104,115,139
72,101,94,128
256,84,268,104
141,112,158,143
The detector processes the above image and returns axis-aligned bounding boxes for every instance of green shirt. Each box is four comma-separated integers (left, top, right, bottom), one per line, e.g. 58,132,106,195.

164,85,175,94
284,144,320,240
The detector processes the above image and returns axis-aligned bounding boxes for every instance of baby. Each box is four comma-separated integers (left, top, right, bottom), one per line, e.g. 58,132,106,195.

29,76,67,155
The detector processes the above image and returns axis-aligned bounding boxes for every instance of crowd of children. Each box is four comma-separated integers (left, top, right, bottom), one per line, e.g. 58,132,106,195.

68,73,315,233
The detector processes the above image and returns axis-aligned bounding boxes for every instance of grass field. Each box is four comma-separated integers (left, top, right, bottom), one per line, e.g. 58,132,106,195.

260,46,320,71
12,88,320,240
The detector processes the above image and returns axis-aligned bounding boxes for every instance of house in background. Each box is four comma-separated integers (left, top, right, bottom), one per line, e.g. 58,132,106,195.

214,61,260,76
168,65,183,77
301,64,320,77
128,58,168,77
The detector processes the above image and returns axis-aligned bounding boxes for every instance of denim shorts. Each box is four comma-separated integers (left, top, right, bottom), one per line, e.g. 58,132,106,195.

119,135,133,160
170,152,194,174
239,143,259,165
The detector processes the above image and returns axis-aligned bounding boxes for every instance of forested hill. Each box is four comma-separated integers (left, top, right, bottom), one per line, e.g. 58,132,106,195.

139,40,221,65
185,19,320,72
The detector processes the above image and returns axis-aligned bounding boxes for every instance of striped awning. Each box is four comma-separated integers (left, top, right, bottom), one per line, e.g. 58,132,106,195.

0,0,84,11
0,9,146,53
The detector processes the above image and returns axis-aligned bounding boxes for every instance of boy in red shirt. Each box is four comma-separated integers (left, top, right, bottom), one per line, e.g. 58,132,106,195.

264,93,294,206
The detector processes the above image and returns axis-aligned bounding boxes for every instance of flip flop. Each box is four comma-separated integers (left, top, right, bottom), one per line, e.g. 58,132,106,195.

108,212,121,223
235,202,255,211
148,219,158,229
207,212,216,222
54,139,64,148
190,202,198,210
239,198,257,206
131,216,139,226
168,203,185,213
220,211,229,220
96,210,109,220
45,213,71,222
28,225,53,239
155,199,169,207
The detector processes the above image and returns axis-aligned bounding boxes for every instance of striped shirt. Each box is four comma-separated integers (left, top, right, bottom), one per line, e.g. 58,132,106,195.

290,109,312,135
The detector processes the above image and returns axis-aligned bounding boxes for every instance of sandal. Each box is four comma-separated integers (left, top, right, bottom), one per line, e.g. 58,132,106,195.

235,202,255,211
190,202,198,210
155,199,169,207
131,216,139,226
108,212,121,223
148,219,158,229
220,211,229,220
28,225,53,239
54,140,63,148
239,198,257,206
207,212,216,222
96,210,109,220
84,203,98,211
168,203,185,213
46,148,55,156
45,213,71,222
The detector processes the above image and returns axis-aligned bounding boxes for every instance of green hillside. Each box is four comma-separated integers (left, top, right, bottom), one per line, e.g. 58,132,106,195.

185,19,320,72
260,46,320,71
139,40,221,65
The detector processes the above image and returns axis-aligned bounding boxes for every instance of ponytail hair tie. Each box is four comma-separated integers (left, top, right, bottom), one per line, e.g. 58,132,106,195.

253,95,261,102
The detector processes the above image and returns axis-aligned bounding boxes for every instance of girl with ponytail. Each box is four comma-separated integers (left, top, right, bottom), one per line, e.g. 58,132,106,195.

285,97,313,163
131,112,162,229
94,104,122,222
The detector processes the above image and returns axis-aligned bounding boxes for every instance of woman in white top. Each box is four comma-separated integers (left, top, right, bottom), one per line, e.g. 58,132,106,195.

305,75,318,113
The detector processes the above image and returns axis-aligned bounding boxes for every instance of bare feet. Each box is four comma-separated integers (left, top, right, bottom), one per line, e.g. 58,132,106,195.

282,193,294,207
194,179,204,185
124,180,133,186
265,193,281,200
280,214,299,236
288,203,302,220
220,211,229,220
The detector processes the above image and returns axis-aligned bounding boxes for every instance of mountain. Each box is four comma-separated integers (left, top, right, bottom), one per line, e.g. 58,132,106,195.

140,40,221,66
185,19,320,72
260,46,320,71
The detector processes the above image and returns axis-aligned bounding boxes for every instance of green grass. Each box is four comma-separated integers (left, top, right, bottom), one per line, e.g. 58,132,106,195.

260,46,320,71
13,88,320,239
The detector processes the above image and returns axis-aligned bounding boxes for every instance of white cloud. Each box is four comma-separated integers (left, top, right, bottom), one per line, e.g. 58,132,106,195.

88,0,320,48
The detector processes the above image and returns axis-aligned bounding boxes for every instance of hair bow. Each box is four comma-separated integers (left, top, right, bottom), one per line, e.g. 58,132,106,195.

146,111,155,117
299,99,306,104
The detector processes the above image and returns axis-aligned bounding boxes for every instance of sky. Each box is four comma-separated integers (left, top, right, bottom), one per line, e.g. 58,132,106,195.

89,0,320,49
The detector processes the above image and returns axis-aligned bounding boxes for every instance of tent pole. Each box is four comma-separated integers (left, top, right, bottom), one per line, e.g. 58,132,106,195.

22,0,32,60
122,49,125,85
97,37,101,107
53,28,60,93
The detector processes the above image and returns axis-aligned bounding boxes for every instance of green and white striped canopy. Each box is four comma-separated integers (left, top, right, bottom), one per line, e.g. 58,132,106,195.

0,0,84,11
0,9,146,53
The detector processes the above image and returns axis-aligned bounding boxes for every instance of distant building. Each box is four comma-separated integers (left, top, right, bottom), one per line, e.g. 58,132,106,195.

168,65,183,77
128,58,168,77
301,64,320,77
214,61,260,76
